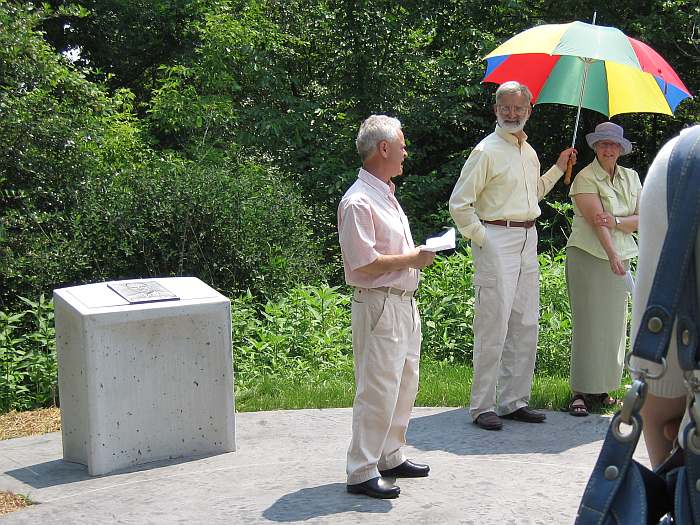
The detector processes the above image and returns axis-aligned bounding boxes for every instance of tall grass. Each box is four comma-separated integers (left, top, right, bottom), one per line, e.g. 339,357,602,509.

234,363,581,413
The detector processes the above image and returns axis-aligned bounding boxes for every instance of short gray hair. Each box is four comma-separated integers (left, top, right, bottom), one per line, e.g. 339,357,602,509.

495,81,533,105
356,115,402,161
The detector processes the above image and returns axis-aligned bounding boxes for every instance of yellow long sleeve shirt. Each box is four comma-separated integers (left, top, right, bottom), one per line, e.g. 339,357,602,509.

449,125,563,247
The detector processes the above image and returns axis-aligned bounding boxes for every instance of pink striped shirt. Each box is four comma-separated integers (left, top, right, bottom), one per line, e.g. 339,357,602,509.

338,168,419,291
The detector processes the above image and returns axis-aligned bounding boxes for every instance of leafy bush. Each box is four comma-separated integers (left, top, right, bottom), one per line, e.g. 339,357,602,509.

419,245,572,375
71,150,329,300
0,4,138,308
1,248,578,412
417,246,475,362
0,295,57,412
232,284,353,388
536,250,573,376
230,246,573,387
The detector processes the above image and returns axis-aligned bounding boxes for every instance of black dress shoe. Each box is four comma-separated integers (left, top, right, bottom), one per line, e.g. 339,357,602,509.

501,406,546,423
380,460,430,478
347,477,400,499
474,411,503,430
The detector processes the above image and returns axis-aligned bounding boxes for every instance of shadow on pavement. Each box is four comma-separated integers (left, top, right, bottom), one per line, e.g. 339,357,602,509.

262,482,392,522
5,453,219,489
407,407,610,456
4,459,91,489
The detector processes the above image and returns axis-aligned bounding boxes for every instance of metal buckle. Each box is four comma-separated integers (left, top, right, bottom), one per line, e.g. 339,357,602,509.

625,352,667,380
611,412,641,442
686,396,700,454
620,379,647,426
691,391,700,423
685,370,700,393
687,426,700,454
387,287,412,298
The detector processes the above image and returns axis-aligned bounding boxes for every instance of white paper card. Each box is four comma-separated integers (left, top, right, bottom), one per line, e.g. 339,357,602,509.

424,227,456,252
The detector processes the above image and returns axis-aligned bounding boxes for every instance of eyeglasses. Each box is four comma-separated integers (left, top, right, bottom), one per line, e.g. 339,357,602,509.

496,104,530,116
595,140,622,150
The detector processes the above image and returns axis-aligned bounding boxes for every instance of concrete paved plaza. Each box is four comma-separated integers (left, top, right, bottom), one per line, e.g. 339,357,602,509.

0,407,649,524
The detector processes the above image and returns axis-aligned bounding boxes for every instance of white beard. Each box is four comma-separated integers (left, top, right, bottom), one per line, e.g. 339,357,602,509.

497,116,527,134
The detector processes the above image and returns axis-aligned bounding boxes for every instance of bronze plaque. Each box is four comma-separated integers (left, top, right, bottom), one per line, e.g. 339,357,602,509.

107,281,179,304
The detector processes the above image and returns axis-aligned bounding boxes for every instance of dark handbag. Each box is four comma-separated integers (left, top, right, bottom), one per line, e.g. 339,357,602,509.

575,125,700,525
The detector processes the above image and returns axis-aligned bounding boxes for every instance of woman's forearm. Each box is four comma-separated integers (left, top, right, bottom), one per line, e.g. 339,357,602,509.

594,225,619,259
615,214,638,234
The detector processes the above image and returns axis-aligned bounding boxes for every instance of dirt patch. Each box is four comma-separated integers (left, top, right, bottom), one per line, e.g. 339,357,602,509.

0,408,59,516
0,492,32,516
0,407,61,440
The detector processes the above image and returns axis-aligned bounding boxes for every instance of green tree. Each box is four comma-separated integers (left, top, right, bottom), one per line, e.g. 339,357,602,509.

0,2,138,306
1,2,328,308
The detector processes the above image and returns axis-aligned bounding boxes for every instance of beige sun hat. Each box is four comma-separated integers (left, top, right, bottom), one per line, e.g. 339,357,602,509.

585,122,633,156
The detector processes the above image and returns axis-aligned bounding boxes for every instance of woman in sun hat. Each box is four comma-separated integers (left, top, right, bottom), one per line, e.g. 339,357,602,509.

565,121,642,417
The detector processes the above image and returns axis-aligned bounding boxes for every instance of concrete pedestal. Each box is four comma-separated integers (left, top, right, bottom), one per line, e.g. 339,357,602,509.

54,277,235,476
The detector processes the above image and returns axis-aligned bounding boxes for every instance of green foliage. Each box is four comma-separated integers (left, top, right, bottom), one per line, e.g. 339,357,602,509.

414,360,473,408
71,150,328,299
33,0,199,104
0,250,585,412
0,254,577,413
418,246,475,362
537,250,573,375
0,295,57,412
0,3,145,306
232,284,354,388
538,200,574,254
233,362,581,412
233,246,575,387
236,369,355,411
1,2,327,309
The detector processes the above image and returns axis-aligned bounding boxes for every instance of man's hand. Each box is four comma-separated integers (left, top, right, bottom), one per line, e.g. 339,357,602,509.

411,248,436,269
357,248,436,274
556,147,577,172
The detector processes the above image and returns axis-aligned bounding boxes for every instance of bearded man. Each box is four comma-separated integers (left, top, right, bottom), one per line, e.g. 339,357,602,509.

449,81,576,431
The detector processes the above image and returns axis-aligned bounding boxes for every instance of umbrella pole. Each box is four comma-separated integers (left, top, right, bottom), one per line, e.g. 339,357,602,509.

565,12,597,184
564,59,592,184
571,60,592,149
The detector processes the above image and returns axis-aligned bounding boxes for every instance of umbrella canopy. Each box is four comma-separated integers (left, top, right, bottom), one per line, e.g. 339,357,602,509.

483,21,692,117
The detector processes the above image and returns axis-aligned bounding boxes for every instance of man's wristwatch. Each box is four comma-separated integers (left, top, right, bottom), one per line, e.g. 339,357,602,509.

614,216,621,226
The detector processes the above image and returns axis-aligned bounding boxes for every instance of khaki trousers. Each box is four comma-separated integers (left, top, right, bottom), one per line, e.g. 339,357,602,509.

470,224,539,420
346,287,421,485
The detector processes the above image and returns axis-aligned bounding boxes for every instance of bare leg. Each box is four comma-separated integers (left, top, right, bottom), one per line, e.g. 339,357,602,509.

640,393,686,468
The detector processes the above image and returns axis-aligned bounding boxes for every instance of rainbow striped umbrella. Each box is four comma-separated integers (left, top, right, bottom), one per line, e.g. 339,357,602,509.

483,21,692,118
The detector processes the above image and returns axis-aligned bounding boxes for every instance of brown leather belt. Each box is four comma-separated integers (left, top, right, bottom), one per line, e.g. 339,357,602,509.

483,219,536,229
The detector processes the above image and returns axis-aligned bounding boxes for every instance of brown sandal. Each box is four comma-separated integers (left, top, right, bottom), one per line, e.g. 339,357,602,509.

568,394,589,417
